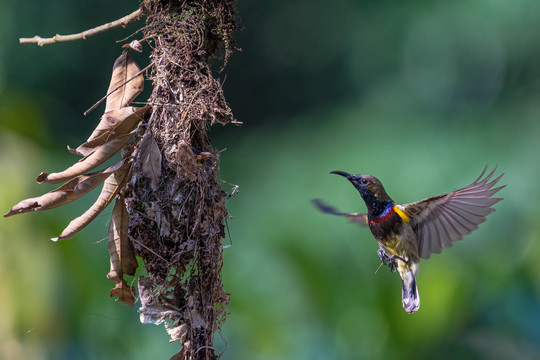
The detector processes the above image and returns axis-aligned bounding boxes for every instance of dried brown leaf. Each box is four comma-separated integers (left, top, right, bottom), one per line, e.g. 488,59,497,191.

107,195,138,306
176,140,198,180
139,132,162,191
38,131,133,184
122,40,143,53
67,129,122,158
170,350,184,360
52,160,131,241
107,195,137,278
166,324,187,343
4,160,126,218
105,52,144,113
77,105,151,150
110,279,136,307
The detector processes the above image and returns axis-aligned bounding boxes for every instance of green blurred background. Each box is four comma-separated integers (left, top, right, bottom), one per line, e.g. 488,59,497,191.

1,0,540,359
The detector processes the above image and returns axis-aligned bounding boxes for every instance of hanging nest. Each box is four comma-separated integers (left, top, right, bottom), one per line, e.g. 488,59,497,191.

125,1,238,359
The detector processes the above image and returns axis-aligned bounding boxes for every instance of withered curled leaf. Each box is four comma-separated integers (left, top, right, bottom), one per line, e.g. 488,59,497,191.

52,160,131,241
38,131,133,184
107,194,138,306
166,323,187,343
122,40,143,53
4,160,126,218
110,279,136,307
139,132,162,191
105,51,144,113
68,130,123,158
138,276,183,325
176,140,198,179
77,105,152,150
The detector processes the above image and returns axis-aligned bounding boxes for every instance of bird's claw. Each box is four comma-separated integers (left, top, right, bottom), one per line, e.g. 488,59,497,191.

377,248,406,273
377,248,396,272
377,248,388,264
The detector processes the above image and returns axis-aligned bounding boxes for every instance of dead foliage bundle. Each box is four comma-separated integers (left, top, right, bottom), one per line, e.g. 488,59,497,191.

5,50,150,306
7,1,238,358
125,1,238,359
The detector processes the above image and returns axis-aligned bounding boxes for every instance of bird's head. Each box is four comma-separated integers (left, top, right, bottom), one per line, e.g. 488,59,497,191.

330,171,392,203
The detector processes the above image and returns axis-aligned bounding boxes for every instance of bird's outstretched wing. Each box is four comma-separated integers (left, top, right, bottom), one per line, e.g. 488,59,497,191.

312,199,368,226
400,166,505,259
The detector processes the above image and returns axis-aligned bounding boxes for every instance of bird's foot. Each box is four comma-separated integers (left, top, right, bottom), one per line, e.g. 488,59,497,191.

377,248,396,272
377,248,389,264
377,249,407,273
388,254,407,272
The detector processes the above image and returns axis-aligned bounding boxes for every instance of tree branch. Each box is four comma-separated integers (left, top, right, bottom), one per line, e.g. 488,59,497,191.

19,9,142,47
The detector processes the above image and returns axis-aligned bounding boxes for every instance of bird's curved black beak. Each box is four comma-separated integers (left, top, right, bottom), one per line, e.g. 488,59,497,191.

330,170,365,196
330,170,352,179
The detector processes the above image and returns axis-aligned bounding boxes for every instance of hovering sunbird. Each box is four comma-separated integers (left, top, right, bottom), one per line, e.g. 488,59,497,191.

314,167,504,313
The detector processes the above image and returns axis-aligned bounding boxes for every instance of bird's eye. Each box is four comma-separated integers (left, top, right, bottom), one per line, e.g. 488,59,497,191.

361,178,368,185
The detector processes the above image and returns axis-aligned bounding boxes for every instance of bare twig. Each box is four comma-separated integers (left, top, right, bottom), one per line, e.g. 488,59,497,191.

19,9,142,47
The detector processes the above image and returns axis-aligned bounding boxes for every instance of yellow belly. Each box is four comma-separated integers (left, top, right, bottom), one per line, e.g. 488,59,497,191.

379,221,419,265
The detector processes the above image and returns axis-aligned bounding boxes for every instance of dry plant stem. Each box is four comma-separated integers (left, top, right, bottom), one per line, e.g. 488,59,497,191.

19,9,142,46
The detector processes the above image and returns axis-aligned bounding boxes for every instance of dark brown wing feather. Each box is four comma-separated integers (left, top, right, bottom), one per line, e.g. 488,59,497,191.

401,166,505,259
312,199,368,226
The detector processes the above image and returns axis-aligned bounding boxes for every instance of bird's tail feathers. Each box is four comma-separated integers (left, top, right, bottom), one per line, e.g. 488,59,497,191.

401,270,420,314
